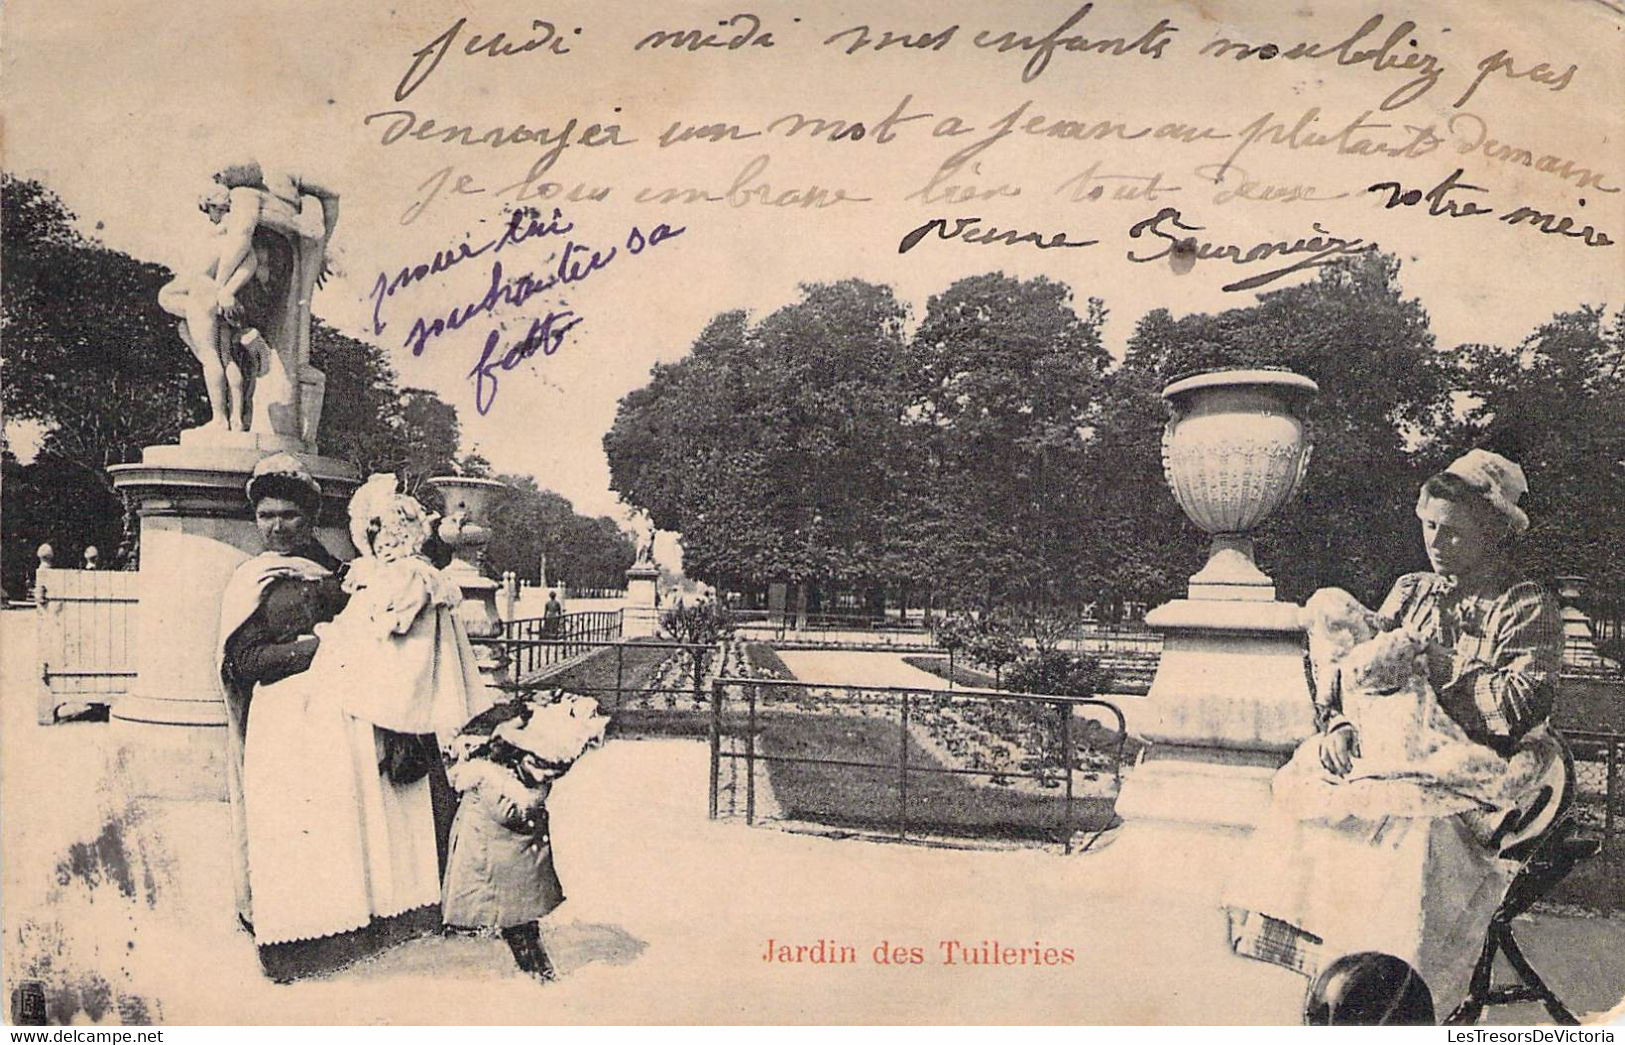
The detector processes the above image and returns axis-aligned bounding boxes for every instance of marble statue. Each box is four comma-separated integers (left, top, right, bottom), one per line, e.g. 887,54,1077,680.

159,160,339,448
637,525,657,567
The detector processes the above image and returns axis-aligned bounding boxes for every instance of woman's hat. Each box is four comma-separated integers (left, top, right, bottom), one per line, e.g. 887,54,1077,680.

245,453,321,514
1443,448,1530,534
493,694,609,766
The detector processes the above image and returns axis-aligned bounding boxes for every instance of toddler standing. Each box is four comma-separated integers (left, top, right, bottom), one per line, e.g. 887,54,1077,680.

441,694,608,981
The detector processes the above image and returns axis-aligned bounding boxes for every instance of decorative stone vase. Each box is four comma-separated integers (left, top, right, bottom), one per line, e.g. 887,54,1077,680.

1160,368,1318,601
1112,367,1320,834
427,476,507,573
426,476,510,682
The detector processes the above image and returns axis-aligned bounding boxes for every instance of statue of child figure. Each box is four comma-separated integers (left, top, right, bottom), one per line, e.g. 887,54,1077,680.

158,188,274,432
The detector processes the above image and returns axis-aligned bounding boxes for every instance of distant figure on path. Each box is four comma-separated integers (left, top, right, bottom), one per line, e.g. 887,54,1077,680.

542,589,563,639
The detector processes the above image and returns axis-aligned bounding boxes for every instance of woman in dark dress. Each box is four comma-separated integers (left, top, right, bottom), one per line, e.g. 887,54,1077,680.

217,455,458,980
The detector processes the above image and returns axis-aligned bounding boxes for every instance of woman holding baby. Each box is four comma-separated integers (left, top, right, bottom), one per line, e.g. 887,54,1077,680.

220,463,489,980
1227,447,1566,1022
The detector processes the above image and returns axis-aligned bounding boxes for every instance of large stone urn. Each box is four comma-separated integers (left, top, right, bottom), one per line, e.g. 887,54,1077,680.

1160,369,1317,601
427,476,510,685
1114,368,1319,833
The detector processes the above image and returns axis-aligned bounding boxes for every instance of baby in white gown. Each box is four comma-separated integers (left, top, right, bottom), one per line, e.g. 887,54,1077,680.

1293,588,1542,827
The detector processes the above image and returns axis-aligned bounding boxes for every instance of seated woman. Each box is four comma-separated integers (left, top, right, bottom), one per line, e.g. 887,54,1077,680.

1286,585,1553,827
238,473,489,978
1225,448,1565,1018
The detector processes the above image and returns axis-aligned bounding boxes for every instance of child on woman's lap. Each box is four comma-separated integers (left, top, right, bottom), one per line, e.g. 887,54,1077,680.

1294,588,1540,827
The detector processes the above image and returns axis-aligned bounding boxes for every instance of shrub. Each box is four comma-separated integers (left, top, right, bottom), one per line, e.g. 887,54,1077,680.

1003,649,1106,699
963,614,1024,677
659,599,736,646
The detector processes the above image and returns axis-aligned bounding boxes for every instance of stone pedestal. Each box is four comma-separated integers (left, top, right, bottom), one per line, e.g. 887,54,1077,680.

1556,575,1609,671
624,565,660,638
108,437,358,799
426,476,510,689
1114,599,1312,830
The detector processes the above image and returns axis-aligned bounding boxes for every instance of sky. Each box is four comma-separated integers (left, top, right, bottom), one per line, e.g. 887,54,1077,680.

5,0,1622,553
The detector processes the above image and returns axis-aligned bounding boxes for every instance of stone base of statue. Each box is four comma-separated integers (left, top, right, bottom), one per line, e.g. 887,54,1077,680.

624,565,660,638
108,437,358,800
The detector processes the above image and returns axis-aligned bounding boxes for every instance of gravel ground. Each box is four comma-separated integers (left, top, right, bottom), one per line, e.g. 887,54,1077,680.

4,611,1622,1026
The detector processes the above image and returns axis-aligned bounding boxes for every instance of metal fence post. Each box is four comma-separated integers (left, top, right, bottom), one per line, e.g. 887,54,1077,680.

899,692,910,840
1060,701,1073,854
1608,739,1619,851
708,680,722,819
693,647,704,709
615,643,626,713
746,682,758,825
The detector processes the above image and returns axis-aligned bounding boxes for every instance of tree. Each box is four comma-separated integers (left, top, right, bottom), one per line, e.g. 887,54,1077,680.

312,322,471,495
606,282,914,596
1073,361,1195,612
483,475,635,589
2,175,211,565
1445,306,1625,593
903,273,1110,609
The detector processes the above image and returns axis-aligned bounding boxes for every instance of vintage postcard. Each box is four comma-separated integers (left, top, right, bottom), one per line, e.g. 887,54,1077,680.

3,0,1623,1028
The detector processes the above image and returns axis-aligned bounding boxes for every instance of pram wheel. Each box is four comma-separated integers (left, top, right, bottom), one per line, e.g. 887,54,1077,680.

1305,952,1436,1025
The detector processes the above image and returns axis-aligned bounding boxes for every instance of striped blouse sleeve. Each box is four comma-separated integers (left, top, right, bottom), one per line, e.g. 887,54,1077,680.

1438,581,1562,751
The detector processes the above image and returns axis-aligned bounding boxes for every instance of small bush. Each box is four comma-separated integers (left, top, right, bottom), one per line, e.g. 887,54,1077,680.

1003,649,1107,699
659,599,735,646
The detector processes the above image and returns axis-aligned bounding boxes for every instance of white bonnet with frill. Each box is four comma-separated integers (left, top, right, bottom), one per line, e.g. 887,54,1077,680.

347,473,437,562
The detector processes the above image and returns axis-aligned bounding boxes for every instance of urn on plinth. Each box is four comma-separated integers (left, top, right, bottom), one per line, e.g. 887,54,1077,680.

1160,368,1317,601
1115,368,1320,834
426,476,511,682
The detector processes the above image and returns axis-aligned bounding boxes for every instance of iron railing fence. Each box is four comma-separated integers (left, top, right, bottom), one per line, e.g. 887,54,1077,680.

705,676,1127,853
565,587,628,600
1564,728,1624,852
484,610,623,677
481,637,717,713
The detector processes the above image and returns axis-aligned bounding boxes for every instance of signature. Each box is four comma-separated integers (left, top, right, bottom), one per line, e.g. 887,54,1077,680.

898,215,1097,254
1125,207,1375,292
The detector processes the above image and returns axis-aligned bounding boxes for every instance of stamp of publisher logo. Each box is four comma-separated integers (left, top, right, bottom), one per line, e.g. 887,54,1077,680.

11,979,47,1025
